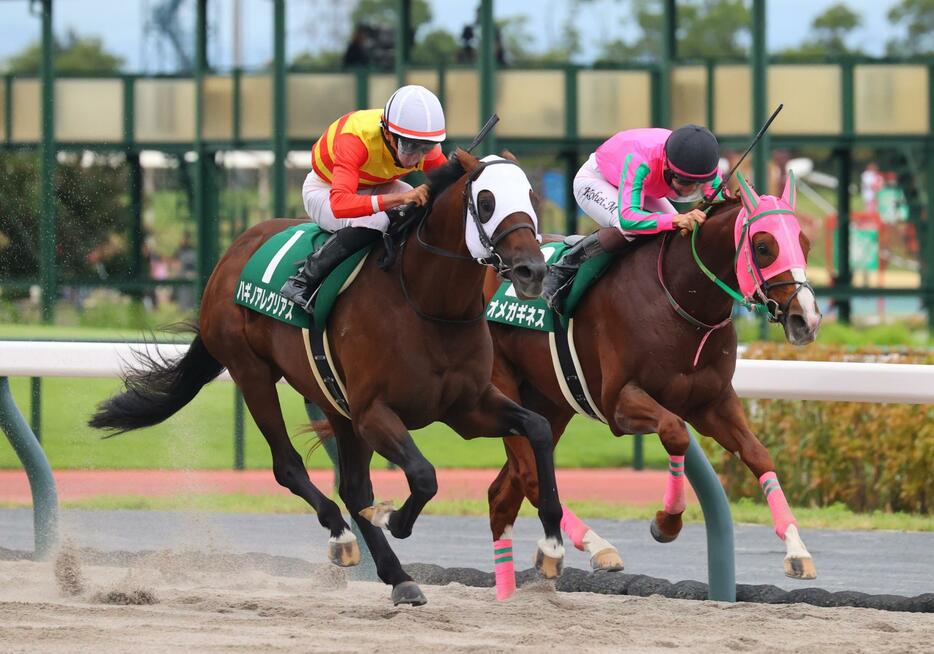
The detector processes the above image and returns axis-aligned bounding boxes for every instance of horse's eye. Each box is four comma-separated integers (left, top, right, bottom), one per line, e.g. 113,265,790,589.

477,190,495,223
756,243,769,255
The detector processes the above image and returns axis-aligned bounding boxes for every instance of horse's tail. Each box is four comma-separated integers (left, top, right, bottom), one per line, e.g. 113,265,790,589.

89,325,225,436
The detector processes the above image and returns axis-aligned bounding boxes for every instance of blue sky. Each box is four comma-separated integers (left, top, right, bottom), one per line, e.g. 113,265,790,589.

0,0,903,72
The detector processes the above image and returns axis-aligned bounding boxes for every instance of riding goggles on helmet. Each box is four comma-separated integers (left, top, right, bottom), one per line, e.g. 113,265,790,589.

665,165,717,187
396,136,436,158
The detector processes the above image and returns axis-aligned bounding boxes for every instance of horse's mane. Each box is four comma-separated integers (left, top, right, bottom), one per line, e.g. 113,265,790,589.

424,147,479,203
705,195,742,220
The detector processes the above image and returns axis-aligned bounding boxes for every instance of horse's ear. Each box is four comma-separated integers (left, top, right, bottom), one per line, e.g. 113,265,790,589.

499,149,519,163
735,170,760,214
781,170,797,211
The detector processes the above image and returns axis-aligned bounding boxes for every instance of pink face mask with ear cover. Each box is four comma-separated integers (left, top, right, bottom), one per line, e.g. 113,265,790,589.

733,171,807,300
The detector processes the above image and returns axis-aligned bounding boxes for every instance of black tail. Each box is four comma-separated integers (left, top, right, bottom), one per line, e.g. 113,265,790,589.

89,326,225,436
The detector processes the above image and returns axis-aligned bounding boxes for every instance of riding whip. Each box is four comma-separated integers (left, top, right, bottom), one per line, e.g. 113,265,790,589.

700,103,783,209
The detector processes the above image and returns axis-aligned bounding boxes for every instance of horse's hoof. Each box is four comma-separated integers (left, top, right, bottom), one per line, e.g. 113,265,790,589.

590,547,624,572
327,534,361,567
392,581,427,606
784,556,817,580
534,547,564,579
650,511,683,543
359,500,395,529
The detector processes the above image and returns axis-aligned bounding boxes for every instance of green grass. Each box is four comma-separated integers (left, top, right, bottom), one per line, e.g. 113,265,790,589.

0,374,667,471
0,493,927,532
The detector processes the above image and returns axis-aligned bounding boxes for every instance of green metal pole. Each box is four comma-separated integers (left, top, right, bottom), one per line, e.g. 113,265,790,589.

4,75,12,145
836,148,853,323
926,63,934,327
30,377,41,442
659,0,676,127
632,433,644,471
751,0,768,192
232,67,242,146
564,67,579,235
685,427,735,602
272,0,287,218
355,70,369,110
478,0,496,155
234,388,245,470
194,0,217,300
395,0,410,88
127,153,143,284
39,0,56,324
705,59,715,129
303,401,376,580
0,377,58,558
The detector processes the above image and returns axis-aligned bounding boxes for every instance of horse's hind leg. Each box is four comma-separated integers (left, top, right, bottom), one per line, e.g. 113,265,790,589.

225,358,354,560
354,401,438,542
610,383,691,543
690,390,816,580
329,418,426,606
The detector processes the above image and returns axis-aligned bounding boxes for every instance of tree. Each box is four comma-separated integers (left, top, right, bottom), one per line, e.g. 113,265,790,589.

886,0,934,56
411,29,459,65
4,30,123,74
596,0,749,64
777,3,863,59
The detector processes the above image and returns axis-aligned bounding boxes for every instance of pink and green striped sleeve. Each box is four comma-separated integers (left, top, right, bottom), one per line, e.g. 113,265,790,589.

616,153,675,234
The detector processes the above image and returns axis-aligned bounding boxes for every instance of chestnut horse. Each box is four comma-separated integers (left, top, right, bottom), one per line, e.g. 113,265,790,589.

90,150,567,606
483,172,822,600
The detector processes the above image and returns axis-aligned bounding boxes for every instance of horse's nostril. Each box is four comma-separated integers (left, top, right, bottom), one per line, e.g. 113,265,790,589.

513,265,532,281
789,314,806,332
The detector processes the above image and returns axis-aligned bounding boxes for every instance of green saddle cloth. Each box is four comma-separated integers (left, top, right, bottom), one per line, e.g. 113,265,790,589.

485,240,614,332
234,223,374,330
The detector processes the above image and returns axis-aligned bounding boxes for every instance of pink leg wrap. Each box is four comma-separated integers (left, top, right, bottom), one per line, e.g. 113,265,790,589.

560,504,590,551
493,539,516,601
759,471,797,539
663,455,686,514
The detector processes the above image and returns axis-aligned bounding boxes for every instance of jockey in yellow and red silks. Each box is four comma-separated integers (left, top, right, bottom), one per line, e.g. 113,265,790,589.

281,85,448,312
542,125,724,310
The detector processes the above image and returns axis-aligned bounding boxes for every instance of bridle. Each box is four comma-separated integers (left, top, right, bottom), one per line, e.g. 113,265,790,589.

400,158,538,324
657,201,811,367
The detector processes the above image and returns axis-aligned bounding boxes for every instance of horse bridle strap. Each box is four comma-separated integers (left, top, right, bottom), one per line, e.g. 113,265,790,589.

415,159,536,276
657,232,732,368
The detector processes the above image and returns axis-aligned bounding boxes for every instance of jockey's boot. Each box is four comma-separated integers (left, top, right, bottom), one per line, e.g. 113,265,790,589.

541,227,629,312
280,226,382,313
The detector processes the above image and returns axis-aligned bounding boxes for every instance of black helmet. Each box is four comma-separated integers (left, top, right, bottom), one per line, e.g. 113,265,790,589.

664,124,720,182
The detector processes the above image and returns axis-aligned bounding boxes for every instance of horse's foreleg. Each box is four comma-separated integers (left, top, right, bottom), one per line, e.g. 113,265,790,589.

611,383,691,543
331,420,426,606
448,385,565,581
690,390,816,580
225,360,351,547
354,401,437,541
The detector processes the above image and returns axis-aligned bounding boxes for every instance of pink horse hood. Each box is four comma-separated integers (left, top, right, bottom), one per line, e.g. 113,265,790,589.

733,171,807,299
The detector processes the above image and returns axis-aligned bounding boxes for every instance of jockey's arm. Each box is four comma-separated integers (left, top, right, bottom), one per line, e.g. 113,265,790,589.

616,158,676,235
328,134,382,219
421,145,446,172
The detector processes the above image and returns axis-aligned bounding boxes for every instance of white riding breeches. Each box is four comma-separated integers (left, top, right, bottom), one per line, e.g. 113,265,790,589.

301,171,412,234
573,153,675,236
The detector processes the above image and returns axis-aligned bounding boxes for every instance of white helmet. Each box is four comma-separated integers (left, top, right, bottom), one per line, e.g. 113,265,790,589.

381,85,446,143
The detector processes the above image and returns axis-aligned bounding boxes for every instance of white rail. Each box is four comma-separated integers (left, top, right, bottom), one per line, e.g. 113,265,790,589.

0,341,931,404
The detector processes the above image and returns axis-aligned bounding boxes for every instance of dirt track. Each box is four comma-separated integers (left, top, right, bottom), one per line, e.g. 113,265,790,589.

0,549,931,653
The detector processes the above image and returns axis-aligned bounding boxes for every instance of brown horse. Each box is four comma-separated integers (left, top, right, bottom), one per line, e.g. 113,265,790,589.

90,149,567,606
483,172,822,600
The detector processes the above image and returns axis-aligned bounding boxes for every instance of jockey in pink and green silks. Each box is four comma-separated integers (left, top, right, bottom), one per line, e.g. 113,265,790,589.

542,124,725,311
